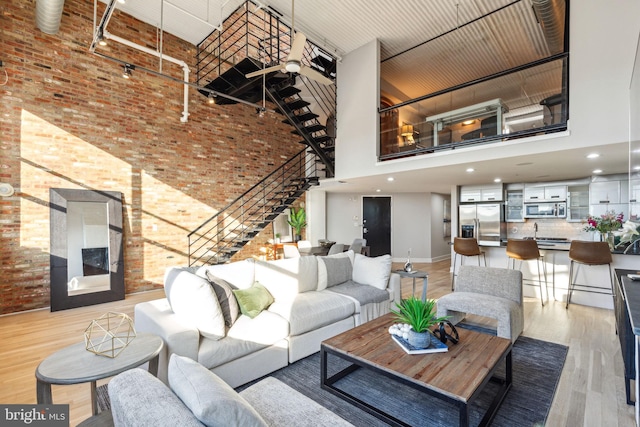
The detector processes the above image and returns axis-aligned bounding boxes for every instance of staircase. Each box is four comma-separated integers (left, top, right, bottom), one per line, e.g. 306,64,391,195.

188,1,337,266
188,148,319,266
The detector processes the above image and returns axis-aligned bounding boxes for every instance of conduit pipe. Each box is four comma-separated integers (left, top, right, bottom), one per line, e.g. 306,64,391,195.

35,0,65,34
103,30,191,123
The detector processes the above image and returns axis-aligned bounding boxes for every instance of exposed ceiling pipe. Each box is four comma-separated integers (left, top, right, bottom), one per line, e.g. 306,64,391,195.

531,0,566,55
35,0,66,34
103,30,191,123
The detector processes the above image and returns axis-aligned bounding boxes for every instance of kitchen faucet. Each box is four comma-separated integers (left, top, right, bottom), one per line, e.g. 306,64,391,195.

533,222,538,239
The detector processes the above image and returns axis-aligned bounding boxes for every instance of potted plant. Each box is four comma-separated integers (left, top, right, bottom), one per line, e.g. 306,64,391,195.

287,207,307,242
391,297,449,349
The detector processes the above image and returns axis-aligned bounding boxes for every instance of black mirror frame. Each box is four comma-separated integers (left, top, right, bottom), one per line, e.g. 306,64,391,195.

49,188,124,311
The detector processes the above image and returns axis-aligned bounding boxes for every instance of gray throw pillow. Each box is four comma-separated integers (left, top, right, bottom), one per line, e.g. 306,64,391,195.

205,271,240,327
168,355,267,427
320,256,353,288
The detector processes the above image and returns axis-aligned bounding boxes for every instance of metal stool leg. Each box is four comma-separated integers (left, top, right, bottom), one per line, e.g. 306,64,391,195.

535,257,546,306
451,253,458,291
566,260,575,309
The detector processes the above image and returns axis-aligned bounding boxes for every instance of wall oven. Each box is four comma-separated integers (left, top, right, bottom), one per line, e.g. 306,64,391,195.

524,202,566,218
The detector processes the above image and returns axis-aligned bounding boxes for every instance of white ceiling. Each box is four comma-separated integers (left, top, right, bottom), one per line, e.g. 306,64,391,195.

103,0,630,194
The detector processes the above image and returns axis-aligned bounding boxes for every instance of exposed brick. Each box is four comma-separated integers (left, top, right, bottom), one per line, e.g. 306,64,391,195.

0,0,302,314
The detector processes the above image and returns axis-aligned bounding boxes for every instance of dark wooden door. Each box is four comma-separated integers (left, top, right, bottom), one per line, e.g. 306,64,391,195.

362,197,391,256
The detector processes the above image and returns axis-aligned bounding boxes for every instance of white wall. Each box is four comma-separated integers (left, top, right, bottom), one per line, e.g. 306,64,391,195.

323,191,450,261
335,39,380,179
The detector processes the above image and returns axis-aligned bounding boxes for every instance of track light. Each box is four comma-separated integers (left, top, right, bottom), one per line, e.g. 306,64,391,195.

122,64,134,79
258,107,266,118
208,93,217,104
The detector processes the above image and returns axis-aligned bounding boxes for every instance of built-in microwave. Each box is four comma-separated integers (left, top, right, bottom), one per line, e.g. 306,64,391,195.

524,202,567,218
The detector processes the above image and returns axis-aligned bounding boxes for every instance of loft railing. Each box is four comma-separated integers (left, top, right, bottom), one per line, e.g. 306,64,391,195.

379,55,568,161
187,148,319,266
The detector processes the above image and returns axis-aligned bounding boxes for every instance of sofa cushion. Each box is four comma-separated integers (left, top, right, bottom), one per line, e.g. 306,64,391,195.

269,291,355,336
168,355,267,427
352,253,392,290
255,256,318,301
196,259,256,290
327,280,390,305
205,272,240,328
198,310,289,369
108,368,204,427
164,267,226,340
233,282,274,319
317,254,353,291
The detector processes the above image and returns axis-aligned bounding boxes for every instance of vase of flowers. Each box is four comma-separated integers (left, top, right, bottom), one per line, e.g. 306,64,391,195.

583,210,624,250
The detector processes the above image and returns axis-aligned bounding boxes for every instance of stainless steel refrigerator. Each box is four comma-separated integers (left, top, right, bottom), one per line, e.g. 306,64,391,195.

459,203,505,246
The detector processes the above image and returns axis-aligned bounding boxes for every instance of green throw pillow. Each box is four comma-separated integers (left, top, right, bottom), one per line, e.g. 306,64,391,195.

233,282,274,319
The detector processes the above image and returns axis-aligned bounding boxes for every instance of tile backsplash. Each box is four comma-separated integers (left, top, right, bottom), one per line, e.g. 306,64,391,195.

506,218,594,241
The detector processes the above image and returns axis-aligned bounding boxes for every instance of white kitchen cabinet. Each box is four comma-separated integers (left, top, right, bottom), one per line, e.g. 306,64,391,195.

544,185,567,201
524,186,545,202
567,185,589,222
505,188,524,222
590,181,621,204
481,185,503,201
460,186,482,202
523,184,566,202
460,185,503,202
590,203,628,221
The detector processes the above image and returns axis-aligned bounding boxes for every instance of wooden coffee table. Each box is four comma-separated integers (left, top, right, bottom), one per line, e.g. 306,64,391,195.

321,314,512,427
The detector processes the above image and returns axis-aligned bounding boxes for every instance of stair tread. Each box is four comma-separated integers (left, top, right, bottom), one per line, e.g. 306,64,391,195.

283,112,319,124
277,86,301,98
285,99,310,110
291,124,325,134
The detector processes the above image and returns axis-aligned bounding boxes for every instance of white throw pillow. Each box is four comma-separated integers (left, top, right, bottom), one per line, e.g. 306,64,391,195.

164,267,226,340
352,253,392,290
168,355,267,427
255,256,318,301
317,250,354,291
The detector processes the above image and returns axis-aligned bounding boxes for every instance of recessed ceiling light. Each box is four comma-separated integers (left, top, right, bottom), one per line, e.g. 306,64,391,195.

387,177,394,182
466,168,475,173
494,178,502,183
376,189,381,192
593,169,603,174
587,153,600,159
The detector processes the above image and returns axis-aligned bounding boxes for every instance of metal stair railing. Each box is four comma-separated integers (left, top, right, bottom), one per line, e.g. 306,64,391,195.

187,148,319,266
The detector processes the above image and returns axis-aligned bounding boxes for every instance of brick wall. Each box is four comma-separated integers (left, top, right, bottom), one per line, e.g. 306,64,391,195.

0,1,303,314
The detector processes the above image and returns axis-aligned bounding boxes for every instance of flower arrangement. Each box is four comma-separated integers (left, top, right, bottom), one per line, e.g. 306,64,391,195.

583,210,624,234
615,220,640,247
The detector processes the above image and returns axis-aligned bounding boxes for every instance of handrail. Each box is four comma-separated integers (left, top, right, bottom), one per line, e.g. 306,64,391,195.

188,147,310,238
187,147,320,266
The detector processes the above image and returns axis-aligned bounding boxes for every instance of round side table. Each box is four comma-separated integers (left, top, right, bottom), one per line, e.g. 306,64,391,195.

36,333,163,416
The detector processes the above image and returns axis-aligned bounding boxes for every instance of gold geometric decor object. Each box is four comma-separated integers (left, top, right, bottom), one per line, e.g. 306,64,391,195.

84,312,136,358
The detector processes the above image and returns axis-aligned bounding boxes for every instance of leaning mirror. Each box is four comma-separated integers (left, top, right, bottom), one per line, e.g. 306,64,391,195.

50,188,124,311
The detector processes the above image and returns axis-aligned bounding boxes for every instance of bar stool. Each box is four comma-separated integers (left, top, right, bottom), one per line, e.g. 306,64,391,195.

506,239,548,306
566,240,614,309
451,237,486,290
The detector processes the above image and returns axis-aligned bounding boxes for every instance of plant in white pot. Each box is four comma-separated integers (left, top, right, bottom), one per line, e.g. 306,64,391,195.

391,297,449,349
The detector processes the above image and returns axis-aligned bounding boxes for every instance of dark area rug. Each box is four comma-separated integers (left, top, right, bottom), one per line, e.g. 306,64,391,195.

98,328,567,427
239,328,567,427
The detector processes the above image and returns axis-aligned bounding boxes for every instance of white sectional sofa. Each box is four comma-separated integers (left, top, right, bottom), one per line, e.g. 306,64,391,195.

134,251,400,387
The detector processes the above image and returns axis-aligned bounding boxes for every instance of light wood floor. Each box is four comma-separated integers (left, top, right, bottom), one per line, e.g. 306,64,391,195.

0,260,635,426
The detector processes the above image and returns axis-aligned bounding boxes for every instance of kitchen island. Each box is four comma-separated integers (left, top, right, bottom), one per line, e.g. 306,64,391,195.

465,241,640,309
